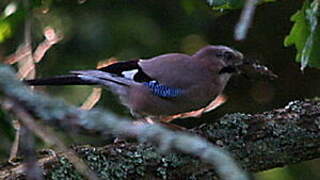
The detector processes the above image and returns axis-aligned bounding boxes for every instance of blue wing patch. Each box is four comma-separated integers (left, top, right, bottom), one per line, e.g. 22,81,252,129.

143,81,183,98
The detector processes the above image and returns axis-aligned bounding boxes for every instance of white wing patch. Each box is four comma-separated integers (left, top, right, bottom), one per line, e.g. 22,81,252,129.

121,69,139,80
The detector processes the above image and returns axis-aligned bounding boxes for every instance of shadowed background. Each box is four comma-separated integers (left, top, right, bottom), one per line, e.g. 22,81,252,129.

0,0,319,179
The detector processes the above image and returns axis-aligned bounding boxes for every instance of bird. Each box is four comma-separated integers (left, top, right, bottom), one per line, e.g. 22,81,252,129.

25,45,244,123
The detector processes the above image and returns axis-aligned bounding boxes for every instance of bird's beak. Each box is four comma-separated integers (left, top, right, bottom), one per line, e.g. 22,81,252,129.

235,51,244,60
231,50,244,67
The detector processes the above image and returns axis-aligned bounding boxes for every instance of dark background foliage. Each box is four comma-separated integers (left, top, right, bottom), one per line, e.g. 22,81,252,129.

0,0,319,179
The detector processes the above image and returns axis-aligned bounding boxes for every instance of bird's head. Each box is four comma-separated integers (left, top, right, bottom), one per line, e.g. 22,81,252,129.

193,45,244,74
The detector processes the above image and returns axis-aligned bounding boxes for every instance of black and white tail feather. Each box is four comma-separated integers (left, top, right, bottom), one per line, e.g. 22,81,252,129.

25,60,144,97
25,60,147,86
25,60,182,99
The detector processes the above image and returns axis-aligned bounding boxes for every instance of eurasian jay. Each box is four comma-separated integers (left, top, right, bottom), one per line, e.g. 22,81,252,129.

25,45,244,121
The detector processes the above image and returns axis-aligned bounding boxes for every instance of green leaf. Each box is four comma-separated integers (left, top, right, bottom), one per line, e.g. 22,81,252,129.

0,21,12,42
207,0,276,10
284,0,320,70
0,4,25,43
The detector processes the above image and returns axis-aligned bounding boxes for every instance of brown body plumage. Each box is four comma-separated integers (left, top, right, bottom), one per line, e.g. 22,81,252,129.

25,45,243,119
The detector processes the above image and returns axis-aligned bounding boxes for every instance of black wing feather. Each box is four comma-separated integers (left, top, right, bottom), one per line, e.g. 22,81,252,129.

99,60,153,82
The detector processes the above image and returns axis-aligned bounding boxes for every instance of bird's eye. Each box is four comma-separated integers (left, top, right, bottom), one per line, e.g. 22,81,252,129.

223,51,234,60
216,51,234,60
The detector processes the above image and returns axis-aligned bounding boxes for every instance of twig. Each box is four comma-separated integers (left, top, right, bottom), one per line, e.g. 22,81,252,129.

4,45,31,65
19,125,44,180
4,27,62,66
79,58,108,110
18,0,35,80
33,27,62,63
11,1,40,179
80,88,102,110
2,99,100,180
0,152,57,179
234,0,259,40
8,120,20,164
79,58,119,110
4,4,62,179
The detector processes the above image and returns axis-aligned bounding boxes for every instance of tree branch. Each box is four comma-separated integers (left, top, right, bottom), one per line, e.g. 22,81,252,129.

0,64,319,179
